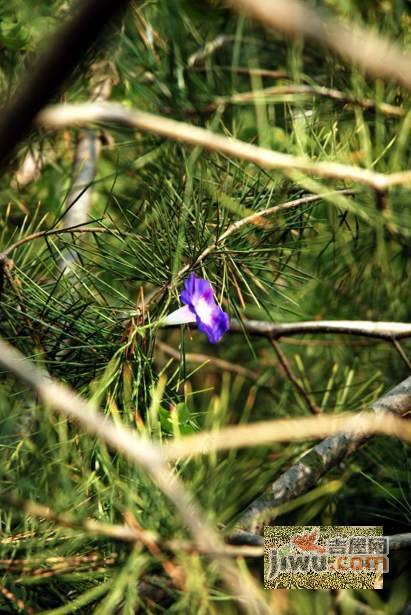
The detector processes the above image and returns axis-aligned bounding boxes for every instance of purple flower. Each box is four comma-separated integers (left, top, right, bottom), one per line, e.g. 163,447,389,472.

163,273,230,343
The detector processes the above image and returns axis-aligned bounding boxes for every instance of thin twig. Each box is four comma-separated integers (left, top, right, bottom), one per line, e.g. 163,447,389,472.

212,84,404,118
36,103,411,190
177,190,355,278
228,0,411,92
271,339,321,414
157,340,261,382
0,337,269,614
0,492,263,559
0,225,117,261
391,339,411,372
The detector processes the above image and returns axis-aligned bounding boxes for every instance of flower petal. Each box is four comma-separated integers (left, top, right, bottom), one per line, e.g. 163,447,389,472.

196,304,230,344
163,273,230,343
180,273,214,309
163,304,196,326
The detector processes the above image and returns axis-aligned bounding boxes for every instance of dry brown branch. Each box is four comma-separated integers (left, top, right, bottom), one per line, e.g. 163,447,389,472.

0,492,155,545
391,339,411,372
162,410,411,461
0,492,263,559
177,190,354,278
228,0,411,92
270,339,320,414
0,337,269,613
215,85,404,118
36,103,411,190
157,340,261,382
230,377,411,534
191,65,289,80
0,225,116,261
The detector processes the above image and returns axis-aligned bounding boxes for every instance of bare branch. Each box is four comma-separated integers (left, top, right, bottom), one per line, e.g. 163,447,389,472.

60,133,102,272
388,533,411,550
162,385,411,461
0,225,117,261
228,0,411,92
231,377,411,534
176,190,355,278
36,103,411,190
228,531,411,552
157,340,261,382
0,337,268,613
0,493,263,558
215,84,404,118
230,319,411,341
270,339,321,414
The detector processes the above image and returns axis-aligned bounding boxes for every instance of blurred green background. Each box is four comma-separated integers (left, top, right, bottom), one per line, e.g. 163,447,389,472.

0,0,410,612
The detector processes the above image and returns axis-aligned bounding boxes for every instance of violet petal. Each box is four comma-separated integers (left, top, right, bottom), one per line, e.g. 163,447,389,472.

180,273,230,343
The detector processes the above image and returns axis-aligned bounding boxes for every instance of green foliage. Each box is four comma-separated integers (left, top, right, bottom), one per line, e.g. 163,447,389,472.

0,0,410,612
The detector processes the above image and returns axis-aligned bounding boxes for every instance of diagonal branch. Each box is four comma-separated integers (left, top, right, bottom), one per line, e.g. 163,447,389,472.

0,337,269,613
157,340,262,382
0,493,263,558
36,102,411,191
161,408,411,461
228,0,411,92
270,339,321,414
177,189,355,278
230,376,411,536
